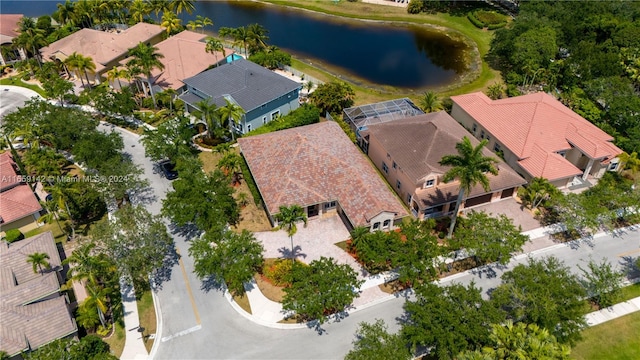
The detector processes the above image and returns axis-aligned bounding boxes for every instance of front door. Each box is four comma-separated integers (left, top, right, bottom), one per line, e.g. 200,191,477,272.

307,204,319,218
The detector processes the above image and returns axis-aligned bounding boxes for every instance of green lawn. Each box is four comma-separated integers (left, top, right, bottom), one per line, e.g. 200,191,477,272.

571,311,640,360
620,283,640,301
0,77,47,97
137,290,156,353
103,321,125,358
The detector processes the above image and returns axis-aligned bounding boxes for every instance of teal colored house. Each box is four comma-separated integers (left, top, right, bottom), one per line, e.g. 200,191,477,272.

179,58,302,134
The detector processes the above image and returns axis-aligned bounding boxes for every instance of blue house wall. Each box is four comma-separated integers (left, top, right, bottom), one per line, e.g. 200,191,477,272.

241,88,301,133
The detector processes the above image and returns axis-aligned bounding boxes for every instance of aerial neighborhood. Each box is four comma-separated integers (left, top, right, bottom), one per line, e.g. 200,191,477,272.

0,1,639,359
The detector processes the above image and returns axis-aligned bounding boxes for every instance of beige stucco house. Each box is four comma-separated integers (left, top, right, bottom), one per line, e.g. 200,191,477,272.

238,121,408,231
361,112,526,220
451,92,623,188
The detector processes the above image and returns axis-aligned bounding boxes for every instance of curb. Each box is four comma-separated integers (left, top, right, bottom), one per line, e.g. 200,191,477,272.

147,288,162,360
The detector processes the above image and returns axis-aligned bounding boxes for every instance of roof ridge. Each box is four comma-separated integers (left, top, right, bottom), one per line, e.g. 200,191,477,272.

519,101,541,158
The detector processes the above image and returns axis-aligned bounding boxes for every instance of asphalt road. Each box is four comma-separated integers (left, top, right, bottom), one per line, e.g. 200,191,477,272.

0,86,39,124
110,124,640,360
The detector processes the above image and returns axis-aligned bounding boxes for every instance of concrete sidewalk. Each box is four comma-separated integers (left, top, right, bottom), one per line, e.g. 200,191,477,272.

119,279,149,360
585,297,640,326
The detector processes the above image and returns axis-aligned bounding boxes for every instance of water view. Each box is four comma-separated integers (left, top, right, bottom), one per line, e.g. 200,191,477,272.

3,0,470,89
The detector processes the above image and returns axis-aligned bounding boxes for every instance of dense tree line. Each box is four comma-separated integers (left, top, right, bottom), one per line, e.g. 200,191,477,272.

489,1,640,153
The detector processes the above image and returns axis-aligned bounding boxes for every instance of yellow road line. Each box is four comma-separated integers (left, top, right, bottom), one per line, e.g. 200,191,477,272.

177,248,201,325
617,248,640,257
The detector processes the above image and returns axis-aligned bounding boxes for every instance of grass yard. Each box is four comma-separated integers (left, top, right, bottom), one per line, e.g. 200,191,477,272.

232,293,252,314
24,222,68,243
137,290,157,353
103,321,125,358
571,312,640,360
620,283,640,301
0,76,47,97
254,273,286,303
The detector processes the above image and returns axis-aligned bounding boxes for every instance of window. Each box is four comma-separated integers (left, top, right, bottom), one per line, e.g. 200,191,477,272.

472,123,477,134
372,222,380,230
424,204,444,215
387,153,391,159
396,180,401,190
486,135,491,142
392,161,397,169
609,161,619,171
262,116,267,124
382,162,388,174
480,130,486,139
246,124,252,132
406,193,412,203
271,110,280,120
324,201,337,210
424,179,435,188
558,150,566,157
383,219,391,228
493,143,501,152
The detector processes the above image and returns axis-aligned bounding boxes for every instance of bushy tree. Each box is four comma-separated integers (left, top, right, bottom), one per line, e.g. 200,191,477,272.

141,115,196,162
394,219,445,286
282,257,363,323
491,256,587,345
579,258,625,309
308,81,355,116
73,131,124,171
402,282,505,359
248,47,292,69
517,177,562,210
451,211,528,265
190,228,264,295
345,319,411,360
91,204,175,290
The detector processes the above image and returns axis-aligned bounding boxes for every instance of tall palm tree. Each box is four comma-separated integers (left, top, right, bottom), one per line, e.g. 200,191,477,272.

439,137,498,238
186,20,200,32
13,17,48,69
195,98,220,139
170,0,196,15
274,205,307,263
129,0,150,23
56,0,76,26
64,52,83,86
128,42,165,108
27,252,51,274
197,15,213,33
106,67,126,90
76,302,101,332
84,281,109,328
161,11,182,36
148,0,171,22
73,0,95,28
63,242,107,286
217,98,245,141
76,54,96,88
247,23,269,53
232,26,250,57
47,181,78,239
419,91,442,113
205,37,225,66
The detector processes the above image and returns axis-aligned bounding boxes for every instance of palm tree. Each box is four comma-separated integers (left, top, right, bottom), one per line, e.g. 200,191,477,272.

148,0,171,22
205,37,225,66
161,11,182,36
217,152,243,185
13,17,48,70
232,26,250,57
419,91,442,113
76,302,101,332
129,0,150,23
348,226,370,253
247,23,269,53
27,252,51,274
56,0,76,26
73,0,95,28
439,137,498,238
486,83,504,100
217,98,245,141
304,81,314,95
186,20,200,32
106,67,126,90
170,0,196,15
619,151,640,176
274,205,308,262
197,15,213,33
65,52,95,88
85,281,109,328
47,181,78,239
63,242,108,286
195,98,220,139
128,42,165,108
64,52,83,86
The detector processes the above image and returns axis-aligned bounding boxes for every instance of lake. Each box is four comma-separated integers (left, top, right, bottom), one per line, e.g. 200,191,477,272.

2,0,470,89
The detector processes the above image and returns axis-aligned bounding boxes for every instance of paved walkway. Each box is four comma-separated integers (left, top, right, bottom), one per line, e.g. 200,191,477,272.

585,297,640,326
119,279,149,360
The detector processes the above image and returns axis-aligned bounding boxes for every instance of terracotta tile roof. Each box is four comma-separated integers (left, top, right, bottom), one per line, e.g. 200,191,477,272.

518,144,582,181
363,112,526,209
40,22,163,72
0,232,76,356
238,121,408,227
151,31,234,90
0,184,42,224
451,92,623,178
0,14,22,43
0,152,21,191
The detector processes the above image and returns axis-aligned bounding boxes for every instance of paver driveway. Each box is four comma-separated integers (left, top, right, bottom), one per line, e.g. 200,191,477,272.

253,215,371,279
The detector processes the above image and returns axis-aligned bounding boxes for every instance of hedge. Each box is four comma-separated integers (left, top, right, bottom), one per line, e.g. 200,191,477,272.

488,22,507,30
474,10,508,25
467,12,485,29
5,229,24,243
242,104,320,137
240,154,263,206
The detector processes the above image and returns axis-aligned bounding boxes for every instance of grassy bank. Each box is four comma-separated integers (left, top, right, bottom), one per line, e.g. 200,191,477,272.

0,77,47,97
264,0,501,104
137,290,157,353
571,311,640,360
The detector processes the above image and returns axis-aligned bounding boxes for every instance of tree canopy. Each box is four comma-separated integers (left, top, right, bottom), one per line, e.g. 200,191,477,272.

345,319,412,360
308,81,355,116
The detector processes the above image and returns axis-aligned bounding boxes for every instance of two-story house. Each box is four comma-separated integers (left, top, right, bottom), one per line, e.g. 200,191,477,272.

451,92,623,188
360,112,526,220
179,58,301,135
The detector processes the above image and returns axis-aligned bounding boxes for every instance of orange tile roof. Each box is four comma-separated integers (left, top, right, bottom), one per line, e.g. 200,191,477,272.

151,31,234,90
0,14,22,43
40,23,163,72
0,152,21,191
0,184,42,224
518,144,582,181
238,122,408,227
451,92,622,179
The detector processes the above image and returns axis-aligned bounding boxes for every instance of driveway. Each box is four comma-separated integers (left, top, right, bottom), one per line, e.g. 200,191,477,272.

254,216,369,279
464,197,541,231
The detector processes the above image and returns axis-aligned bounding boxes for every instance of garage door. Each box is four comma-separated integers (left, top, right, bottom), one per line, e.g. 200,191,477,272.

465,193,492,208
501,187,515,199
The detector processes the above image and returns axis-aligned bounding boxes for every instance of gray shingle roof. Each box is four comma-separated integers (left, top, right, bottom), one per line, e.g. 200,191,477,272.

0,232,77,356
180,58,301,112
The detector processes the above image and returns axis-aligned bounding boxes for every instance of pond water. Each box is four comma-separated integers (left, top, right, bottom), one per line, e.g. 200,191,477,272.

4,0,471,89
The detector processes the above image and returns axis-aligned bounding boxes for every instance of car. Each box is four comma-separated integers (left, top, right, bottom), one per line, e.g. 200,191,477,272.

160,161,178,180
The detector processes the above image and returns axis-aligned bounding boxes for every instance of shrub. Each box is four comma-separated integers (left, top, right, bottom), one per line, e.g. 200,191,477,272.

5,229,24,243
264,259,294,286
473,10,508,25
488,22,507,30
242,104,320,137
240,155,262,206
407,0,425,14
467,12,485,29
